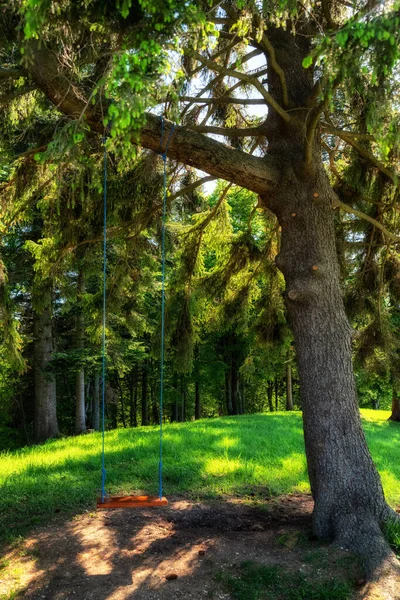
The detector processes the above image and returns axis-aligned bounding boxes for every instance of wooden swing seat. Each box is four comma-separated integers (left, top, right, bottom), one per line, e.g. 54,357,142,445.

97,495,168,509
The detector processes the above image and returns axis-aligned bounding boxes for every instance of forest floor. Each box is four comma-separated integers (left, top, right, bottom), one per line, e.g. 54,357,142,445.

1,412,399,599
2,493,398,600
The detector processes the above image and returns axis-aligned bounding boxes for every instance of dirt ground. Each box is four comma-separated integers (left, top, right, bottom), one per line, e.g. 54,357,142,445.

0,494,395,600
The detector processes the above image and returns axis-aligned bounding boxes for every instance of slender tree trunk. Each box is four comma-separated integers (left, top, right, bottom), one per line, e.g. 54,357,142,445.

274,376,279,411
92,372,100,431
116,375,127,428
286,362,293,411
133,384,138,427
181,376,187,422
151,379,158,424
141,361,148,426
75,272,86,434
241,381,245,414
195,380,201,420
389,394,400,422
33,290,59,443
267,381,274,412
225,370,233,415
231,365,240,415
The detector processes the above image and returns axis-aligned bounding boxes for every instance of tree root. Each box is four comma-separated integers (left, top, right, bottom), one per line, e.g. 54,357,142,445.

333,509,400,600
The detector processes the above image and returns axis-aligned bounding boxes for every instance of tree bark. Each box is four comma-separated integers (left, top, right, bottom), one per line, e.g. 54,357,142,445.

286,362,293,411
274,376,279,411
75,271,86,435
389,394,400,422
269,158,394,573
33,290,59,443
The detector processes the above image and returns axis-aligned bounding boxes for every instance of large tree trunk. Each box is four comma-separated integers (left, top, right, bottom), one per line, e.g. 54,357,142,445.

33,291,59,443
75,272,86,435
269,160,395,573
261,27,398,579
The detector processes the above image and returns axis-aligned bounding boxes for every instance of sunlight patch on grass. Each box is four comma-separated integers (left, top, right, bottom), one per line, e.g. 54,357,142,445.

0,410,399,544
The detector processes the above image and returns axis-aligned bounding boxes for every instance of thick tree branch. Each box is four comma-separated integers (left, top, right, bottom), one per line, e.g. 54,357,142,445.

27,43,279,194
259,34,289,107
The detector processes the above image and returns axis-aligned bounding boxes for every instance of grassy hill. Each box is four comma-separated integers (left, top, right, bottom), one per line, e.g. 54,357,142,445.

1,410,399,544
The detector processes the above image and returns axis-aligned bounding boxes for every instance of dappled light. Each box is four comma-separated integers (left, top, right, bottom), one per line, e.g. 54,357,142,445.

1,411,399,544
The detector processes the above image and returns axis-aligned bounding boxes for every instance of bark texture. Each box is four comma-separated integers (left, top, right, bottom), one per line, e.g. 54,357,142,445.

262,26,399,577
33,293,59,443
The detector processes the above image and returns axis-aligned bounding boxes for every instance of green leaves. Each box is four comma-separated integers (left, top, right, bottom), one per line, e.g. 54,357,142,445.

302,55,313,69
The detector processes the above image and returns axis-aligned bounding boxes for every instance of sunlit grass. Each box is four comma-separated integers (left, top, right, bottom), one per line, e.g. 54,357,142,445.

0,410,398,544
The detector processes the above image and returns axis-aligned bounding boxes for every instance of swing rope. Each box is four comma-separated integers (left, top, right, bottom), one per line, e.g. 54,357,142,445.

158,116,175,500
100,117,174,504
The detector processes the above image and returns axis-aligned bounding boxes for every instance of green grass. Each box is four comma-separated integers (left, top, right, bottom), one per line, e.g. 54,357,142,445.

215,561,354,600
0,410,399,545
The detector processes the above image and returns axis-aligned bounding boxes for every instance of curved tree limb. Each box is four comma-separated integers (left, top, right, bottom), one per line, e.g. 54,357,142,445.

26,43,280,194
334,198,400,244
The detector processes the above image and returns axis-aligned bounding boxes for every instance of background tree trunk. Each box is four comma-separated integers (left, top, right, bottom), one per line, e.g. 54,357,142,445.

267,381,274,412
33,291,59,443
286,362,293,411
389,394,400,422
195,380,201,420
74,272,86,435
92,372,100,430
141,361,148,426
225,370,233,415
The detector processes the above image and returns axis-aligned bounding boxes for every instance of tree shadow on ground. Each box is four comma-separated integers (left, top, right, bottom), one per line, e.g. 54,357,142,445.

1,494,362,600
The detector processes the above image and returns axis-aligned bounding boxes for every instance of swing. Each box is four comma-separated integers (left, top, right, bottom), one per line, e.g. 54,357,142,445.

97,118,174,509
